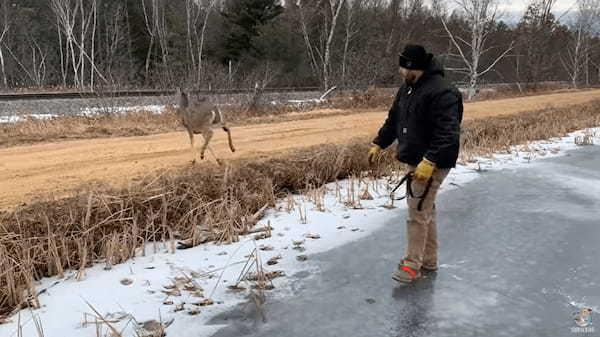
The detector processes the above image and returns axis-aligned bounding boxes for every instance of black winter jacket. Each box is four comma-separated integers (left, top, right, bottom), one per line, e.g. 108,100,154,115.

373,58,463,169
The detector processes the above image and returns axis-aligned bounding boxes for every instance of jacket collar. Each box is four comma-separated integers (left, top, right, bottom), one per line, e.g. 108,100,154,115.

408,57,444,90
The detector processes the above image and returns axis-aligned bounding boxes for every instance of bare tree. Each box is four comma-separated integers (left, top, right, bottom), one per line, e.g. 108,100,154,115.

185,0,217,86
185,0,200,83
197,0,216,85
514,0,559,85
296,0,346,90
141,0,171,86
29,37,48,87
0,0,10,88
247,60,282,109
561,0,600,88
2,35,47,87
322,0,345,90
51,0,80,86
51,0,106,88
342,0,360,85
384,0,425,59
296,1,320,80
590,47,600,83
155,1,169,83
441,0,514,99
141,0,155,81
89,0,97,88
56,13,67,86
431,0,448,17
103,4,127,85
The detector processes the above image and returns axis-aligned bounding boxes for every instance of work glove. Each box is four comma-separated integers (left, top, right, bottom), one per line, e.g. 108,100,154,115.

367,144,381,165
413,158,435,181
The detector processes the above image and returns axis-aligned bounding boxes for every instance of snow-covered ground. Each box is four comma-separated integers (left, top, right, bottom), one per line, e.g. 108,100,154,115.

0,114,60,123
0,105,167,123
0,127,598,337
79,105,166,116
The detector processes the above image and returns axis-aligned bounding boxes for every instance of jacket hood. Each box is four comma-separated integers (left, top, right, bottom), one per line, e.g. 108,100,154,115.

424,57,445,78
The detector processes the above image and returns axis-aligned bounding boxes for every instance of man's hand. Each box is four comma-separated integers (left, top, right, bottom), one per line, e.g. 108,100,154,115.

367,144,382,165
413,158,435,181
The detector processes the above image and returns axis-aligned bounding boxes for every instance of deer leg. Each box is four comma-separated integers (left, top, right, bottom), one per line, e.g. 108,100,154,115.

223,126,235,153
206,146,223,166
204,138,223,165
187,129,196,164
200,129,213,161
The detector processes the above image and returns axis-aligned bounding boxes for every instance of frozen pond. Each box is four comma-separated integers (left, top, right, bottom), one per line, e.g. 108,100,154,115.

210,145,600,337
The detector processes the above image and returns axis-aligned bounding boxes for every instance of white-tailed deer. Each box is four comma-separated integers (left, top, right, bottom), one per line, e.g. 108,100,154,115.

175,88,235,164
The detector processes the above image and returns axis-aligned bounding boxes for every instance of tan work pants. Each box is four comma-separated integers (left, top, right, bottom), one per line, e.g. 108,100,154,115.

401,166,450,271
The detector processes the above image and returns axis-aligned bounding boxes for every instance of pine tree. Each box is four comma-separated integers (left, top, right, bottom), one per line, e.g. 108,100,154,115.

220,0,284,63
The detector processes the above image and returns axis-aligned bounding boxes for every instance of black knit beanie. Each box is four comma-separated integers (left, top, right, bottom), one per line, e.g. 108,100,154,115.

399,44,433,70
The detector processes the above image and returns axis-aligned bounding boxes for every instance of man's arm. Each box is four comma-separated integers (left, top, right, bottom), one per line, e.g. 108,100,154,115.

372,92,400,149
424,89,462,164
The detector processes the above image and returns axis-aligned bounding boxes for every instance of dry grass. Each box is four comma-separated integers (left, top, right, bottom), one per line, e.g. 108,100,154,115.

468,81,573,101
574,129,596,146
1,100,599,318
459,100,600,159
0,110,180,148
330,87,394,110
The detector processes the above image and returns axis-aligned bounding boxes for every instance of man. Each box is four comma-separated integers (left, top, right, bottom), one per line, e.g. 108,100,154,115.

368,44,463,283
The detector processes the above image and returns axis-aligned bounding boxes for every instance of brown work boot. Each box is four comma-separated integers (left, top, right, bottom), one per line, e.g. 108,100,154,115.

392,265,421,283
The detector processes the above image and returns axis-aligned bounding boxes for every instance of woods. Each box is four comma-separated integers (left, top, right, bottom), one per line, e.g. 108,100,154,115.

0,0,599,91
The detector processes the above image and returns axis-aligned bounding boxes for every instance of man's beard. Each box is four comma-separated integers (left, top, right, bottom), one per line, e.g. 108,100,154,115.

404,72,417,85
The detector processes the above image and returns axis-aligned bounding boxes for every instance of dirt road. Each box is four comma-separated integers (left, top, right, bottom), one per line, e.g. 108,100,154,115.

2,89,599,209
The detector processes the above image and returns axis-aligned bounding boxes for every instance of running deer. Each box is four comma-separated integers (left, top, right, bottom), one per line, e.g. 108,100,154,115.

175,88,235,164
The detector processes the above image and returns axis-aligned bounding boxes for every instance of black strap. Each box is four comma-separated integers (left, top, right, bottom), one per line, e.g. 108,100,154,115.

390,173,434,211
416,178,433,211
390,173,411,200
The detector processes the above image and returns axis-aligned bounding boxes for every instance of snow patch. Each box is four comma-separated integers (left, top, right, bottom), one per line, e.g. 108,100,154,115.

0,105,167,123
80,105,166,116
0,114,59,123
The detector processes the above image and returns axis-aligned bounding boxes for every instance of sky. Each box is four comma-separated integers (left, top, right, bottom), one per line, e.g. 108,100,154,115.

499,0,576,13
495,0,577,24
421,1,578,23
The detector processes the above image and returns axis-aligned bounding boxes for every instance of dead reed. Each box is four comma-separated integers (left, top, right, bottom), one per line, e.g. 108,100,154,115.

468,81,573,101
1,99,599,318
0,109,181,148
459,99,600,159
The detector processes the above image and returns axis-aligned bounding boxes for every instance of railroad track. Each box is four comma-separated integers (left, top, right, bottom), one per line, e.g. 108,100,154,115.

0,87,322,102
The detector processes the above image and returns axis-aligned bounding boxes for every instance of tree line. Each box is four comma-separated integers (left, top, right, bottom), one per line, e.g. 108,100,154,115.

0,0,599,95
